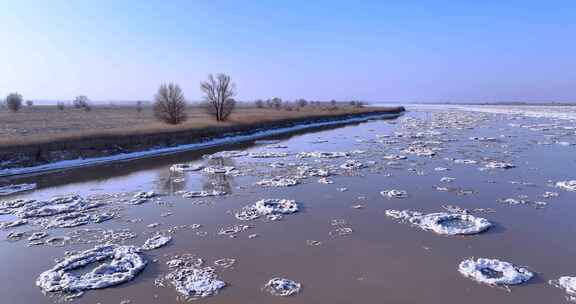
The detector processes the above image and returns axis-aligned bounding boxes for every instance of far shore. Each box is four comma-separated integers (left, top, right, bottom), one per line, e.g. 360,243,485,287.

0,105,405,173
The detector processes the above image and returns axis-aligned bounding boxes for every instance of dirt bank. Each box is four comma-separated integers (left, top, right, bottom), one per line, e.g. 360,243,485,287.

0,107,404,173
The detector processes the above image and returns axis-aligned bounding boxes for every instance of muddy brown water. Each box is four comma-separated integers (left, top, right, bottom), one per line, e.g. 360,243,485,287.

1,108,576,303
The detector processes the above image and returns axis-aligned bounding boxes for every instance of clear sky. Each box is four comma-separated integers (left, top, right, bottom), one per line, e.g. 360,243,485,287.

1,0,575,103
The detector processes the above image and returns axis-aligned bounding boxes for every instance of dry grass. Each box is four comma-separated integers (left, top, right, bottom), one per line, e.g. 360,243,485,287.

0,104,397,147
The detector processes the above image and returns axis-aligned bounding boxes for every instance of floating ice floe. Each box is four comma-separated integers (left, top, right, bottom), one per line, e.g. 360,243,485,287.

14,195,104,219
380,189,409,199
254,199,298,215
263,278,301,297
485,162,516,169
0,218,27,229
141,234,172,251
297,151,348,158
180,190,227,198
458,258,533,286
256,177,299,187
235,199,299,221
383,154,407,160
28,231,49,241
454,159,478,165
550,276,576,301
317,177,334,184
170,163,204,172
128,191,157,204
36,245,146,296
556,180,576,191
205,150,247,159
161,264,226,298
213,258,235,268
385,209,492,235
440,177,456,183
400,146,436,157
44,212,114,228
0,183,37,196
249,152,288,158
296,166,330,178
203,166,237,174
340,160,364,170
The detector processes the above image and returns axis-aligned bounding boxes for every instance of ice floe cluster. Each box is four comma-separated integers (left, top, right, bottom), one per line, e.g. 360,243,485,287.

156,255,226,299
236,199,299,221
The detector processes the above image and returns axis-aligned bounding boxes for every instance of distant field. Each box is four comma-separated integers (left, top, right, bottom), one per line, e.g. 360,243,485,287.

0,105,397,147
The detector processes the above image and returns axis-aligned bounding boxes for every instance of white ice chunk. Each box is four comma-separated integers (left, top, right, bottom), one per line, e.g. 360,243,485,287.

458,258,533,285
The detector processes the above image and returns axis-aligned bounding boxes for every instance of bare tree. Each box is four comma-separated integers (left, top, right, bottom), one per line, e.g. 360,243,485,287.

296,98,308,108
153,83,187,124
5,93,23,112
200,73,236,121
254,99,264,108
56,101,65,111
73,95,90,109
136,100,143,116
271,97,282,110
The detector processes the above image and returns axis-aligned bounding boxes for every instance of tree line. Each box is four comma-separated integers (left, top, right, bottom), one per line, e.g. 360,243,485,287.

3,73,365,125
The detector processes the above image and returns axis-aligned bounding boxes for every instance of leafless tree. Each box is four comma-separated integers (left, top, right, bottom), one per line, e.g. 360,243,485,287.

136,100,143,115
5,93,23,112
73,95,90,109
56,101,65,111
271,97,282,110
200,73,236,121
254,99,264,108
153,83,187,124
296,98,308,108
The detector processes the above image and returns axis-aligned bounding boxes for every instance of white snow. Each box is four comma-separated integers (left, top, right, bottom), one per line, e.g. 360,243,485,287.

0,183,37,196
458,258,533,285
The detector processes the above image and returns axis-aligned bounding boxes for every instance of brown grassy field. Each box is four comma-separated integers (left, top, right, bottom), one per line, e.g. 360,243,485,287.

0,104,399,147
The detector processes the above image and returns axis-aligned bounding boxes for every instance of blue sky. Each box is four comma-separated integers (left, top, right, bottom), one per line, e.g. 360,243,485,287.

1,0,575,103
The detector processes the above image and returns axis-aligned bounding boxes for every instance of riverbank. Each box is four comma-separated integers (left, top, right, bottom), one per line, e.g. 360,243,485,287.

0,106,404,176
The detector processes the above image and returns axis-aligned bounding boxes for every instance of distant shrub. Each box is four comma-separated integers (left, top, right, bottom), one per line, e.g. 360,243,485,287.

5,93,23,112
26,100,34,107
56,101,65,111
296,98,308,108
271,97,282,110
73,95,90,110
136,100,143,113
153,83,187,124
254,99,264,108
330,99,338,109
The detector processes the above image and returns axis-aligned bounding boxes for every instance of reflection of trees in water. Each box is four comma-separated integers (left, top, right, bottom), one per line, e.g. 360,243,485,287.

155,169,186,194
202,157,235,194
